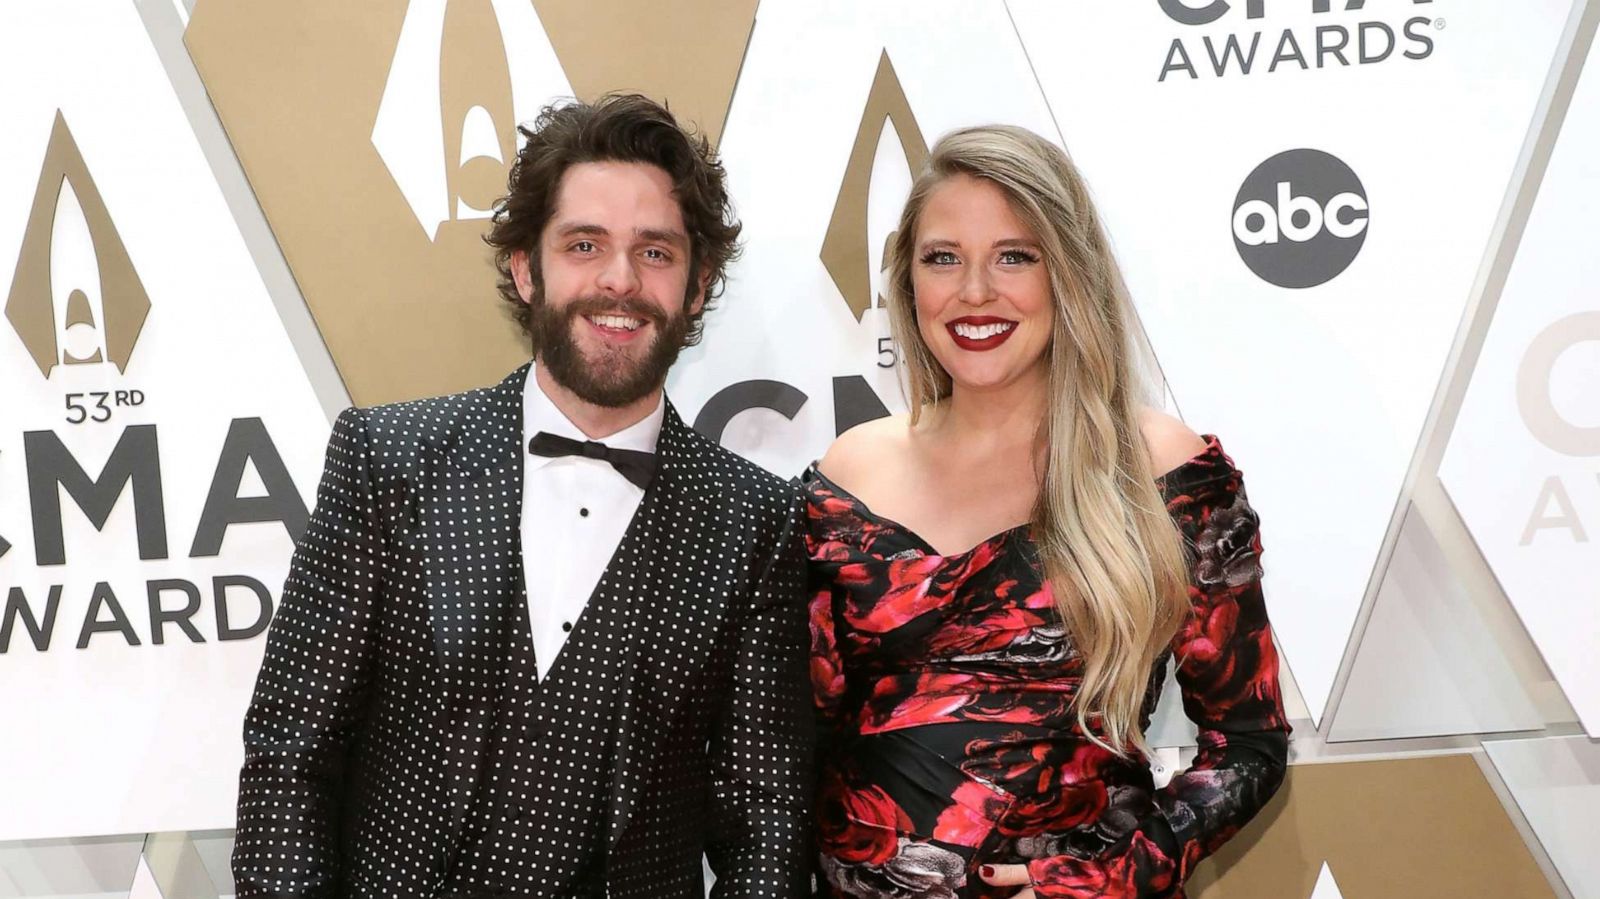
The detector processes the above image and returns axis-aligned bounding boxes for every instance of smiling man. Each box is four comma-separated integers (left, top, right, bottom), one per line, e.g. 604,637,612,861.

232,95,813,899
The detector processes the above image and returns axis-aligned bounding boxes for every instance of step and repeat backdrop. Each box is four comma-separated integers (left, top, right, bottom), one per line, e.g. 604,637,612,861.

1,1,1597,896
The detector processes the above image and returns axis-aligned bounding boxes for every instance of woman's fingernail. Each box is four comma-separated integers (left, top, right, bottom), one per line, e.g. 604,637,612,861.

980,865,994,878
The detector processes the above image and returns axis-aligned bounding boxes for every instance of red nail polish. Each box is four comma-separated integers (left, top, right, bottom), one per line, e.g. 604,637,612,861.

980,864,994,878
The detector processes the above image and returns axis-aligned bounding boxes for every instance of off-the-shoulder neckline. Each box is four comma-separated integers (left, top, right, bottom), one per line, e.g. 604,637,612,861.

802,434,1226,559
804,464,1029,558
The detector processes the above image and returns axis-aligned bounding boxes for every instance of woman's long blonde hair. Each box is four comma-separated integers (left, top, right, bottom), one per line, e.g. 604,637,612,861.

886,125,1190,755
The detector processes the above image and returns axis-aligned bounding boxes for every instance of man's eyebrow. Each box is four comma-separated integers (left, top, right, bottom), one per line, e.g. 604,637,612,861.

552,222,609,238
637,227,690,250
551,223,688,251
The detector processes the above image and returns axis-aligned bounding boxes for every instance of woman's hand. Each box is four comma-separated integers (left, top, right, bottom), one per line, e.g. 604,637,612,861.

979,863,1036,898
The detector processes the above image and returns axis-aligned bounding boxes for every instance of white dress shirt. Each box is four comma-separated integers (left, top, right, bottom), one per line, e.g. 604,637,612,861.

521,368,664,681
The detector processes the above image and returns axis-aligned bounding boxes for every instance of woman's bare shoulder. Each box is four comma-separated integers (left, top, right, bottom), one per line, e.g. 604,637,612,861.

817,413,915,488
1138,406,1208,479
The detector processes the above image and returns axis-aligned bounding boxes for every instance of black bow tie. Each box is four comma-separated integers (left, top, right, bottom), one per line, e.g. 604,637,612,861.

528,431,657,490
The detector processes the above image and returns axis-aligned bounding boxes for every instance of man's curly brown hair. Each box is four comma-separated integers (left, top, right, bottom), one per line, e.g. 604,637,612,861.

484,93,741,350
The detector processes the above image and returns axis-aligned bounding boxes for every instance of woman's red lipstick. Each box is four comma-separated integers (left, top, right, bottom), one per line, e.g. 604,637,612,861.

946,315,1018,352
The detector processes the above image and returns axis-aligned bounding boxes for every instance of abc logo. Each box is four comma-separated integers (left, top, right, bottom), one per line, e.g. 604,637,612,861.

1232,149,1368,288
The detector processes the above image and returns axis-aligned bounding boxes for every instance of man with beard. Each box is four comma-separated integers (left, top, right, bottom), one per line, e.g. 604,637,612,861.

232,94,812,899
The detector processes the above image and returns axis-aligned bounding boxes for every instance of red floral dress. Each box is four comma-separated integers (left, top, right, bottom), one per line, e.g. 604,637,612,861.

805,437,1290,899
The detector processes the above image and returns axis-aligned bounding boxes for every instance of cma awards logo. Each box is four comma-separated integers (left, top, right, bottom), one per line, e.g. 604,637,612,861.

820,51,929,323
696,52,927,444
1,112,308,653
1232,148,1368,288
4,112,151,378
1156,0,1441,82
372,0,571,241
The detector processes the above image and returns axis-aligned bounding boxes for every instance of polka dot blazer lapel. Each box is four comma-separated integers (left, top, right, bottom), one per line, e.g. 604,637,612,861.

413,364,528,863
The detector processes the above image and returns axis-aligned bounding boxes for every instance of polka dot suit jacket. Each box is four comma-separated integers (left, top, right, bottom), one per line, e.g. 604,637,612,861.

232,364,815,898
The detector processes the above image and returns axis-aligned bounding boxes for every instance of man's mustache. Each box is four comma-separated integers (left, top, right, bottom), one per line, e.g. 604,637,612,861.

561,295,670,327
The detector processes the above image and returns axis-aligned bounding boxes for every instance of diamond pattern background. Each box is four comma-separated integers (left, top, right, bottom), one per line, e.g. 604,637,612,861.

1,0,1596,896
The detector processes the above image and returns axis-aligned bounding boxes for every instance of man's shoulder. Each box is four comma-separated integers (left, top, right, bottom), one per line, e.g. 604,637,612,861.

359,383,502,432
344,370,523,462
670,417,797,514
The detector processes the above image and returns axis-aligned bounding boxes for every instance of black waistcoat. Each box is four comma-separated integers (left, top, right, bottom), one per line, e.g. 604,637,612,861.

442,484,649,898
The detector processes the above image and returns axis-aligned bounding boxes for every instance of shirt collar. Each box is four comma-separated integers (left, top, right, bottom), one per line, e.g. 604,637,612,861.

523,364,666,473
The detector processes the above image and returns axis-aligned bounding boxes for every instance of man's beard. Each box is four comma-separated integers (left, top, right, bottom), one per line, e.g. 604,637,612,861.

532,293,689,408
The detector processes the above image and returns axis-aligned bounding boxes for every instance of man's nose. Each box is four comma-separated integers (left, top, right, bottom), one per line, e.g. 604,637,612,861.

595,250,642,296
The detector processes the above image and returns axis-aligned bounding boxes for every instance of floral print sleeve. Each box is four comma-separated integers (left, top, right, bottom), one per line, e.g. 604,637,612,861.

1025,444,1291,898
805,482,868,763
808,568,848,757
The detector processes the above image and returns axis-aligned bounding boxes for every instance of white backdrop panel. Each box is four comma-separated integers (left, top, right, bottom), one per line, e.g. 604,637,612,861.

0,2,329,839
1441,18,1600,735
1008,0,1574,723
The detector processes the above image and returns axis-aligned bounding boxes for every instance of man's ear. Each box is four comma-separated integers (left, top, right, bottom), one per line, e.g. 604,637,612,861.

511,249,536,304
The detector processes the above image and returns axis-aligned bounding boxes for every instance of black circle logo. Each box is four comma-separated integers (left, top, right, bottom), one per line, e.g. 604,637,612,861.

1232,149,1369,289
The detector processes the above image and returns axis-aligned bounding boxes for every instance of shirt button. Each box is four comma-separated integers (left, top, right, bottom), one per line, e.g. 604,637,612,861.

562,621,573,633
579,507,589,517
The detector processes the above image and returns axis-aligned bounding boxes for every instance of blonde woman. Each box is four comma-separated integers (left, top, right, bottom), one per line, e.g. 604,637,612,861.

805,126,1289,899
